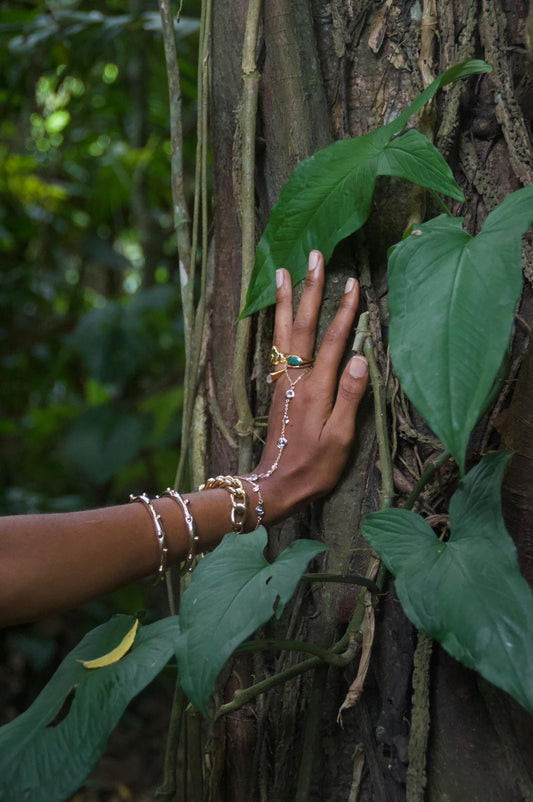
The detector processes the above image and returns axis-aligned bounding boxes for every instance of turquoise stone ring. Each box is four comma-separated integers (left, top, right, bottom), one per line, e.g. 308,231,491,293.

269,346,313,371
286,354,314,368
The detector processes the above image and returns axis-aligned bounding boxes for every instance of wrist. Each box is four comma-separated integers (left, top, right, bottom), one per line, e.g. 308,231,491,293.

241,467,296,527
238,475,265,531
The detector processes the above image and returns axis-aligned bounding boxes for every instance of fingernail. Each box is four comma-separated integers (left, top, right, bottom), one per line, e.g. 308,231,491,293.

308,251,320,272
344,277,355,294
350,355,368,378
276,269,284,288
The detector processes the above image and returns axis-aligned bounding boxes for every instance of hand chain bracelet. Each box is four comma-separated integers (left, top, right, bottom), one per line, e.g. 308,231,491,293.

199,368,309,532
242,368,308,524
241,475,264,529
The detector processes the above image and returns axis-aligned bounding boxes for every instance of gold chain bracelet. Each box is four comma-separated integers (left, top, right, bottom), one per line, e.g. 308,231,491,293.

198,475,248,534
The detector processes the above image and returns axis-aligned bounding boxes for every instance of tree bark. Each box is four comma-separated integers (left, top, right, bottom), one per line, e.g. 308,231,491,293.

204,1,533,800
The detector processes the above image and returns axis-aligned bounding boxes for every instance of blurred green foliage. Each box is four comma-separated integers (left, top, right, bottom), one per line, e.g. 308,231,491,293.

0,0,201,513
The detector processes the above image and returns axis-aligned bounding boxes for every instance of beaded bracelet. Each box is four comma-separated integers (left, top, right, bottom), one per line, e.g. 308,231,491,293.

129,492,168,583
198,475,248,534
159,488,199,575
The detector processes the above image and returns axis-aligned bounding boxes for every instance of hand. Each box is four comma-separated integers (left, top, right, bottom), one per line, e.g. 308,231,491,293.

252,250,369,525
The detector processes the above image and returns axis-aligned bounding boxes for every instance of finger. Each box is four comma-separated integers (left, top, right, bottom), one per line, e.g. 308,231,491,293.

313,277,360,392
325,354,369,444
291,250,325,359
272,268,293,355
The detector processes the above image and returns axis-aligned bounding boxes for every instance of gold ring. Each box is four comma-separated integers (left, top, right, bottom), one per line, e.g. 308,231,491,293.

270,346,313,368
285,355,314,368
266,367,287,384
270,345,286,366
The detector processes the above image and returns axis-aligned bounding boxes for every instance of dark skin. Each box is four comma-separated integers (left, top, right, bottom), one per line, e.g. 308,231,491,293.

0,251,369,627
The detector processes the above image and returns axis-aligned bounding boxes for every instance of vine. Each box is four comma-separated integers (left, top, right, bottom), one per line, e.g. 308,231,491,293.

157,0,213,795
233,0,263,474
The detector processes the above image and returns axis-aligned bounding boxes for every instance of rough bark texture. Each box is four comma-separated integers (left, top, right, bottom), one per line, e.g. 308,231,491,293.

204,1,533,800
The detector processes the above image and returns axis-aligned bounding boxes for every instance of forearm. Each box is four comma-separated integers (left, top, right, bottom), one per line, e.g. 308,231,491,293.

0,489,249,627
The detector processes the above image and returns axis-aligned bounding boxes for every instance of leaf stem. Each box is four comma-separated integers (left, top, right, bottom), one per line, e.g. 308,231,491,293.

429,188,453,216
156,674,187,800
236,638,350,666
215,654,323,720
186,707,204,798
295,666,329,802
364,336,395,509
404,450,451,511
215,563,378,721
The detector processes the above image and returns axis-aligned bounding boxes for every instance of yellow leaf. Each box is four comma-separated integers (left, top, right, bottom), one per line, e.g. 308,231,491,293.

78,619,139,669
117,782,132,800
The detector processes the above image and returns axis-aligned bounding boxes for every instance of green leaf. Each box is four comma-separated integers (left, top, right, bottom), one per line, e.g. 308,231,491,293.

362,452,533,715
175,529,327,715
0,615,179,802
376,60,492,145
388,185,533,472
376,129,461,198
241,59,491,318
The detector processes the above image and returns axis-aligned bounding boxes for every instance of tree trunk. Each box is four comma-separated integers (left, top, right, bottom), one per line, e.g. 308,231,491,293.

202,1,533,800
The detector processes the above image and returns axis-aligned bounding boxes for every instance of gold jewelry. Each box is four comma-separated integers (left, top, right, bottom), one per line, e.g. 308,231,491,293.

270,346,313,369
129,493,168,582
270,345,286,365
159,488,198,576
286,355,314,368
259,369,307,477
199,475,249,534
199,355,310,538
266,367,287,384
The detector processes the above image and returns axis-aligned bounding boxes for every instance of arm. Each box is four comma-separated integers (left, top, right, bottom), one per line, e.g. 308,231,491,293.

0,252,368,626
0,489,255,627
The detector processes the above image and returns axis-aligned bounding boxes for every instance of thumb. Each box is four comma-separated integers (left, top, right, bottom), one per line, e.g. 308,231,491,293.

328,355,369,442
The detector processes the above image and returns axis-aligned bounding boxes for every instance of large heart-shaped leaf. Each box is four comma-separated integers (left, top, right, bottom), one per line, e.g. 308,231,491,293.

362,452,533,715
0,615,179,802
240,60,491,317
388,185,533,472
175,528,326,715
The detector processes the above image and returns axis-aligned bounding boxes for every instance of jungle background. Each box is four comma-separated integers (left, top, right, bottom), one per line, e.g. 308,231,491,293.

1,1,198,798
2,1,533,801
